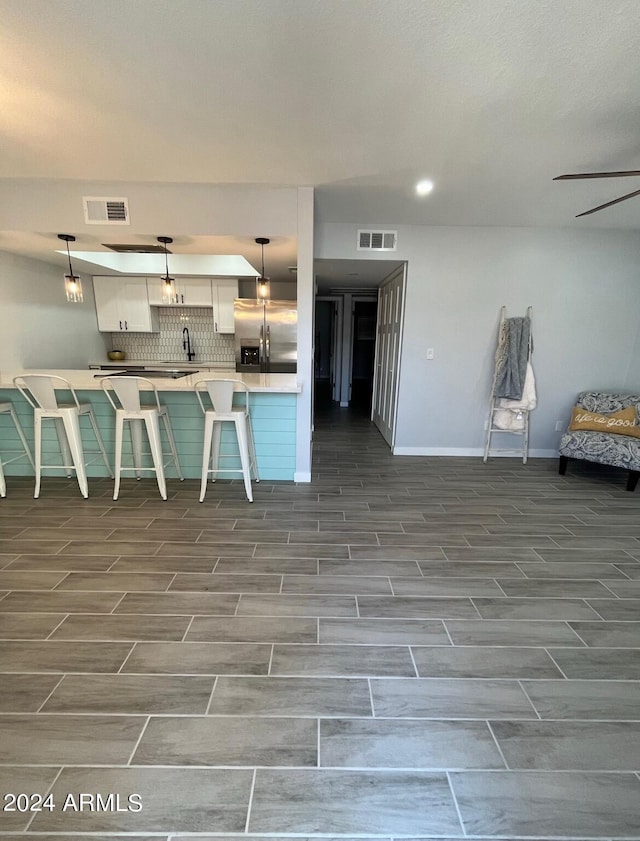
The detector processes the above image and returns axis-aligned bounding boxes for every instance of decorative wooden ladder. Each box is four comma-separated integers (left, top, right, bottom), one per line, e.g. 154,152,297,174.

483,306,533,464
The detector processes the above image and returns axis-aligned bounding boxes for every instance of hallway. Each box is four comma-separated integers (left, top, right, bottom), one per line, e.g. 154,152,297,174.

0,408,639,837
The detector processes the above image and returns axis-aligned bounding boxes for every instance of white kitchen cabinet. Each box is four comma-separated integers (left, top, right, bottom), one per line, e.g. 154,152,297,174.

147,276,213,307
213,279,238,333
93,276,159,332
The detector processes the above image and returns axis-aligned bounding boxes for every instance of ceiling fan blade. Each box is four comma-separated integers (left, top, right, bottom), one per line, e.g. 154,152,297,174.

575,187,640,217
554,171,640,180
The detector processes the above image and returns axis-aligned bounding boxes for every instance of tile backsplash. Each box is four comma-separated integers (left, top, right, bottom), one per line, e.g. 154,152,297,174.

110,308,235,364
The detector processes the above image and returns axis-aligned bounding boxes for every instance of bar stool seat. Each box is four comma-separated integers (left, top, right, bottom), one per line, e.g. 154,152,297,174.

0,401,35,498
13,375,112,499
194,378,259,502
101,375,183,501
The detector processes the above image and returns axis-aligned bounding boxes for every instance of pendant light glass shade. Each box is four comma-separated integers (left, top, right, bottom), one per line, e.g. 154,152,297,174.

58,234,83,303
257,278,270,300
64,273,83,302
255,237,271,301
162,275,177,304
158,236,176,303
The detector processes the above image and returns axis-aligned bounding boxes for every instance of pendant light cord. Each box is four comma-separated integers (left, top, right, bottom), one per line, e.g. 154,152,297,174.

261,241,265,281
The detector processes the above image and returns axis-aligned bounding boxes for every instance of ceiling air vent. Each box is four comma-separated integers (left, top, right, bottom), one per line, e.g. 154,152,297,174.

83,197,130,225
357,229,397,251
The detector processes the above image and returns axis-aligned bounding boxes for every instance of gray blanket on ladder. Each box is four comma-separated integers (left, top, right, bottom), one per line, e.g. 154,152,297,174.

493,316,531,400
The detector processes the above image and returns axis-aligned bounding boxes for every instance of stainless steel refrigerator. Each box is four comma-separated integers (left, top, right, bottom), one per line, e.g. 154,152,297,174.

234,299,297,373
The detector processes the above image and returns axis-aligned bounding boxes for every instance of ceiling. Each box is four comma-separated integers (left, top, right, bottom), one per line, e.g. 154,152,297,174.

0,231,298,281
2,0,640,240
315,259,403,294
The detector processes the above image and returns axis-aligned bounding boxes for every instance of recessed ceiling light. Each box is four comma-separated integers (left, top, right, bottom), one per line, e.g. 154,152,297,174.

415,179,434,197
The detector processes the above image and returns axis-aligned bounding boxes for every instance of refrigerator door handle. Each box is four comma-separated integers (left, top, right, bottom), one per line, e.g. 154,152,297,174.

266,325,270,360
259,325,264,362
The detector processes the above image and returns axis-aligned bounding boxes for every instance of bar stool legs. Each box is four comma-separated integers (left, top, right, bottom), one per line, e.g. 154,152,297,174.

194,378,259,504
162,411,182,489
0,402,35,498
199,412,259,503
145,413,167,500
102,376,183,502
33,406,112,499
235,418,255,502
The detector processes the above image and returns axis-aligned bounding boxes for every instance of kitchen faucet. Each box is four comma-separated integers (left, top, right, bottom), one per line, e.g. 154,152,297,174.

182,327,195,362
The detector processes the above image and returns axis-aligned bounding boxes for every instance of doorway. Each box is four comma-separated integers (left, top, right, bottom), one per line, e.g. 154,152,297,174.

312,260,406,448
314,296,343,407
350,299,378,412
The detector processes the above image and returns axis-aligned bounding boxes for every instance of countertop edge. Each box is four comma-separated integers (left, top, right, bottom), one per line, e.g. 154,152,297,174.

0,369,302,393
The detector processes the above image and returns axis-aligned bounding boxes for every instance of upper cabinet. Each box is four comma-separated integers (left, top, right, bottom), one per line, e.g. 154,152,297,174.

93,276,159,333
213,279,238,333
146,276,213,307
146,276,238,333
93,276,239,334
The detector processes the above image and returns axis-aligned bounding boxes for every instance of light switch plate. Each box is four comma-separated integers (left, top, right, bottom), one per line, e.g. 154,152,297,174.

426,348,434,359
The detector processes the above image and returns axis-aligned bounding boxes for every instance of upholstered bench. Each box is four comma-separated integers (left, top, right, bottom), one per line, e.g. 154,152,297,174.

558,391,640,492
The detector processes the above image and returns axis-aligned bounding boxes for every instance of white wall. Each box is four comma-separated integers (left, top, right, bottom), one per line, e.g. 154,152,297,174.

624,321,640,392
316,223,640,455
0,180,299,237
295,187,314,482
0,251,108,370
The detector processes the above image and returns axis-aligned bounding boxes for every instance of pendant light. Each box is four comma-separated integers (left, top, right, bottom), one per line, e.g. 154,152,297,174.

58,234,83,303
158,236,176,303
255,237,271,301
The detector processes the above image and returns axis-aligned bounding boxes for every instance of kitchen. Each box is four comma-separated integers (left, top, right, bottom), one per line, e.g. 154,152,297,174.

0,183,315,488
0,230,306,490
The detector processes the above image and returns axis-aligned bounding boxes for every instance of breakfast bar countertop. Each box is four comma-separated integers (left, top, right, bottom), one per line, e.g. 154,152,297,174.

0,369,302,393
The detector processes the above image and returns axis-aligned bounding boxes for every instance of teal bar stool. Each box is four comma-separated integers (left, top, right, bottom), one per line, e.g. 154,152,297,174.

0,401,35,497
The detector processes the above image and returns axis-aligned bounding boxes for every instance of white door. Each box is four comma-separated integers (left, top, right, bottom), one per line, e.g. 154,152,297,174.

372,265,406,446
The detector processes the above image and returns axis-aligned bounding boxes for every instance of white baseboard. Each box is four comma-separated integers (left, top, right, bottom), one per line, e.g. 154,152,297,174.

294,471,312,483
392,446,557,458
340,401,349,408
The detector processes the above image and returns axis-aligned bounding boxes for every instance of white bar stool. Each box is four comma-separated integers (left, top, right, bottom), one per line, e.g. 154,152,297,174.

13,375,112,499
194,378,259,503
101,375,183,501
0,402,35,498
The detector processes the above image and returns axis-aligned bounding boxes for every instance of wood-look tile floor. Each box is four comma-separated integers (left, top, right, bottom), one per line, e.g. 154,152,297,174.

1,402,640,838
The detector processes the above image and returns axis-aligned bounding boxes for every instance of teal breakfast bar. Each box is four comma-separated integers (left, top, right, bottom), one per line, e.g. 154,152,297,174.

0,369,301,486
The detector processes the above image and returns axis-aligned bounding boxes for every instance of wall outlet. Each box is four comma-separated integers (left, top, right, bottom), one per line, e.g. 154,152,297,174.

555,420,564,431
426,348,434,359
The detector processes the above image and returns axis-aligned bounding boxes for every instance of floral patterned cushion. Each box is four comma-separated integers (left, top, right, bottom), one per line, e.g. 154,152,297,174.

559,392,640,470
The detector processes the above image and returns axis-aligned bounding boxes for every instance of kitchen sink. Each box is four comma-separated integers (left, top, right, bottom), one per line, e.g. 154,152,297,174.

94,370,194,379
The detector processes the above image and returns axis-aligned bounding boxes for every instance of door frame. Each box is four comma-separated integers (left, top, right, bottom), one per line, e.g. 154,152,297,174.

348,294,378,405
315,295,344,403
